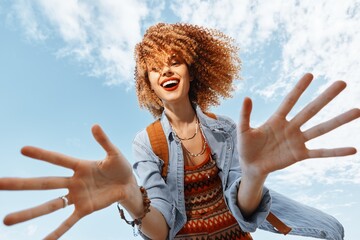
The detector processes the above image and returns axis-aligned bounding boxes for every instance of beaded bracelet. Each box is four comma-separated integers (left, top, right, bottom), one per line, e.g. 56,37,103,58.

117,186,151,236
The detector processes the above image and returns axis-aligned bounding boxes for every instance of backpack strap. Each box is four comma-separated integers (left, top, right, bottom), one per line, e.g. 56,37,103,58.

204,112,216,119
146,119,169,178
266,212,292,235
145,113,292,235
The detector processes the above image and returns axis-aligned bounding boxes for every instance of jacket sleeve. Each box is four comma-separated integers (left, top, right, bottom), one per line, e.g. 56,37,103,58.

132,130,176,239
224,177,272,232
259,189,344,240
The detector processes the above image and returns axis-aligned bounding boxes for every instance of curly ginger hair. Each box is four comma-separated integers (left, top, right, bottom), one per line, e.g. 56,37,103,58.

134,23,241,118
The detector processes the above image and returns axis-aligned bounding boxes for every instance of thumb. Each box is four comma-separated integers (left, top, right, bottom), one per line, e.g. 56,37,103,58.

92,125,132,179
91,124,119,156
239,97,252,133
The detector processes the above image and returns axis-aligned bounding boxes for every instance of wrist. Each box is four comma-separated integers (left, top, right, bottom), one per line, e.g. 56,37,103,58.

241,163,268,183
117,186,151,237
118,183,146,218
237,167,267,217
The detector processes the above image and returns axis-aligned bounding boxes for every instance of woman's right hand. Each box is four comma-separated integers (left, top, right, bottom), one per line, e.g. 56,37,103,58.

0,124,137,239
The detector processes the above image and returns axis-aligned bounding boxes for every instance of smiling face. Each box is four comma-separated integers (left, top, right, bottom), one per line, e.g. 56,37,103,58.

135,23,240,118
147,53,193,108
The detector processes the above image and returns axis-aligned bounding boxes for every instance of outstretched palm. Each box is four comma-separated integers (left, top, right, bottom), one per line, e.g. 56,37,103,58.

238,73,359,176
0,125,135,240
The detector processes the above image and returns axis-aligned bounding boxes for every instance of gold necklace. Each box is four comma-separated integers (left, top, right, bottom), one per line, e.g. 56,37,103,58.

183,136,207,157
171,117,198,141
181,126,207,158
171,116,207,158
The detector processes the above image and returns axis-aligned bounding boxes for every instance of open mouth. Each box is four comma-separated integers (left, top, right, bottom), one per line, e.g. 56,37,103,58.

161,79,180,91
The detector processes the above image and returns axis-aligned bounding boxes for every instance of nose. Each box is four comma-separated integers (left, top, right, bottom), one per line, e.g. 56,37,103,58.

161,66,174,77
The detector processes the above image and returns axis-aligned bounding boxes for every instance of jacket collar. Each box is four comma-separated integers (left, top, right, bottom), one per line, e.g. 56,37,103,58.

159,104,232,141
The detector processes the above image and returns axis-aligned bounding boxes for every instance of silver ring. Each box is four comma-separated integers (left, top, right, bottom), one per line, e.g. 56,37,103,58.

60,196,69,208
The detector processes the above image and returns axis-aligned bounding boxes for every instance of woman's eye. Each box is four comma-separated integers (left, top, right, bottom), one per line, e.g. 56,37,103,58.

151,67,159,72
171,61,179,66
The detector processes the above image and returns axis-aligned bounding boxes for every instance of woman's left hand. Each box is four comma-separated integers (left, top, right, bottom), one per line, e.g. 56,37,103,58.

238,73,360,178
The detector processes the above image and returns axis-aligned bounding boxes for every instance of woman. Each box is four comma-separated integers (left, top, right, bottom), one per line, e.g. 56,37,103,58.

1,23,359,240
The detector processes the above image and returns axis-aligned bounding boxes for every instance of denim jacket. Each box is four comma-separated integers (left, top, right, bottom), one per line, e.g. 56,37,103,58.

132,105,344,240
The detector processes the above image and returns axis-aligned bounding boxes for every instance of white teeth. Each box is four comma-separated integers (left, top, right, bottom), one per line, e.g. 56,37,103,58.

162,80,179,87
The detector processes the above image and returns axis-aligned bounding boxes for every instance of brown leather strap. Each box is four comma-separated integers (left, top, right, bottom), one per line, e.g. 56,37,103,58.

266,212,292,235
146,120,169,178
205,112,216,119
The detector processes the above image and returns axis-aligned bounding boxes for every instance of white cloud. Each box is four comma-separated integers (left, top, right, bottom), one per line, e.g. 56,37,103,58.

6,0,160,86
6,0,359,94
7,0,48,41
263,0,360,98
171,0,360,98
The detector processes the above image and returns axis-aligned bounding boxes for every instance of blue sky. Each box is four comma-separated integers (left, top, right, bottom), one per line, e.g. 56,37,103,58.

0,1,359,239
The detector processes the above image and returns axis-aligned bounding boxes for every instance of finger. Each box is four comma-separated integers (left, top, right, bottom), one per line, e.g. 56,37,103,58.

304,108,360,140
21,146,79,170
3,197,67,225
275,73,313,118
291,81,347,127
92,124,118,155
239,97,252,133
44,212,81,240
0,177,70,190
308,147,357,158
